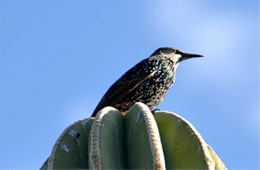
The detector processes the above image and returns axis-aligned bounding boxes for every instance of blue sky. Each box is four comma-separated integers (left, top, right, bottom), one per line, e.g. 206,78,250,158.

0,0,259,169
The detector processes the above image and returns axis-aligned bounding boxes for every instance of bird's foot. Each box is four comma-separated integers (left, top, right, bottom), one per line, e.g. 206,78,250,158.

151,108,160,114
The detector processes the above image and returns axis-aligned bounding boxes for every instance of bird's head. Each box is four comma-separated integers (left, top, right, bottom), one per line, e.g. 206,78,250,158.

150,47,204,66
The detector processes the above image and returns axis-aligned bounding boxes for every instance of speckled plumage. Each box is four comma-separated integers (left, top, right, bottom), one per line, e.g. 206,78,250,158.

91,47,203,117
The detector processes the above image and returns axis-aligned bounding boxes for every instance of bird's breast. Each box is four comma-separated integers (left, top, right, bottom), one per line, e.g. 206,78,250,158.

124,60,175,108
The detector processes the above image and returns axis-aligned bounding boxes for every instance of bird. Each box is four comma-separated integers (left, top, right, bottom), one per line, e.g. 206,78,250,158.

91,47,203,117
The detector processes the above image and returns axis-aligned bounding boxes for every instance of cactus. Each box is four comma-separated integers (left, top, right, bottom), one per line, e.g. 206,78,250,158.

41,118,94,169
41,102,226,170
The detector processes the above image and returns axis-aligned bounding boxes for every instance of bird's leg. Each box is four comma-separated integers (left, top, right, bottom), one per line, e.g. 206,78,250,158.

119,103,132,116
121,103,132,109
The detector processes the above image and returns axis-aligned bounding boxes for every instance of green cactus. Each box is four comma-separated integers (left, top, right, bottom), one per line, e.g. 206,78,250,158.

41,102,226,170
125,103,165,169
88,107,126,169
41,118,94,169
154,111,216,169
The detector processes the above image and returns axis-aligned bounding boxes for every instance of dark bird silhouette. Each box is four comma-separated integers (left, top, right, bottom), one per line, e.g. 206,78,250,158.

91,47,203,117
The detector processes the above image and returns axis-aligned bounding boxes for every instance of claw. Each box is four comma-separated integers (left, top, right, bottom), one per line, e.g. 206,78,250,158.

151,108,160,114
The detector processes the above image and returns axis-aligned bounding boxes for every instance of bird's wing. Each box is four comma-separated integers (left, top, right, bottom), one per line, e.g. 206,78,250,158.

92,60,155,116
105,70,155,102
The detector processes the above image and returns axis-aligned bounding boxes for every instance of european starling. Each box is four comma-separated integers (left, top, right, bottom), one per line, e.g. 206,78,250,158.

91,47,203,117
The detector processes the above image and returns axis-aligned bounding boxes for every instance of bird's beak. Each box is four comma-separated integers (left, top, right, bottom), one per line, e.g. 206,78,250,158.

179,53,204,62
